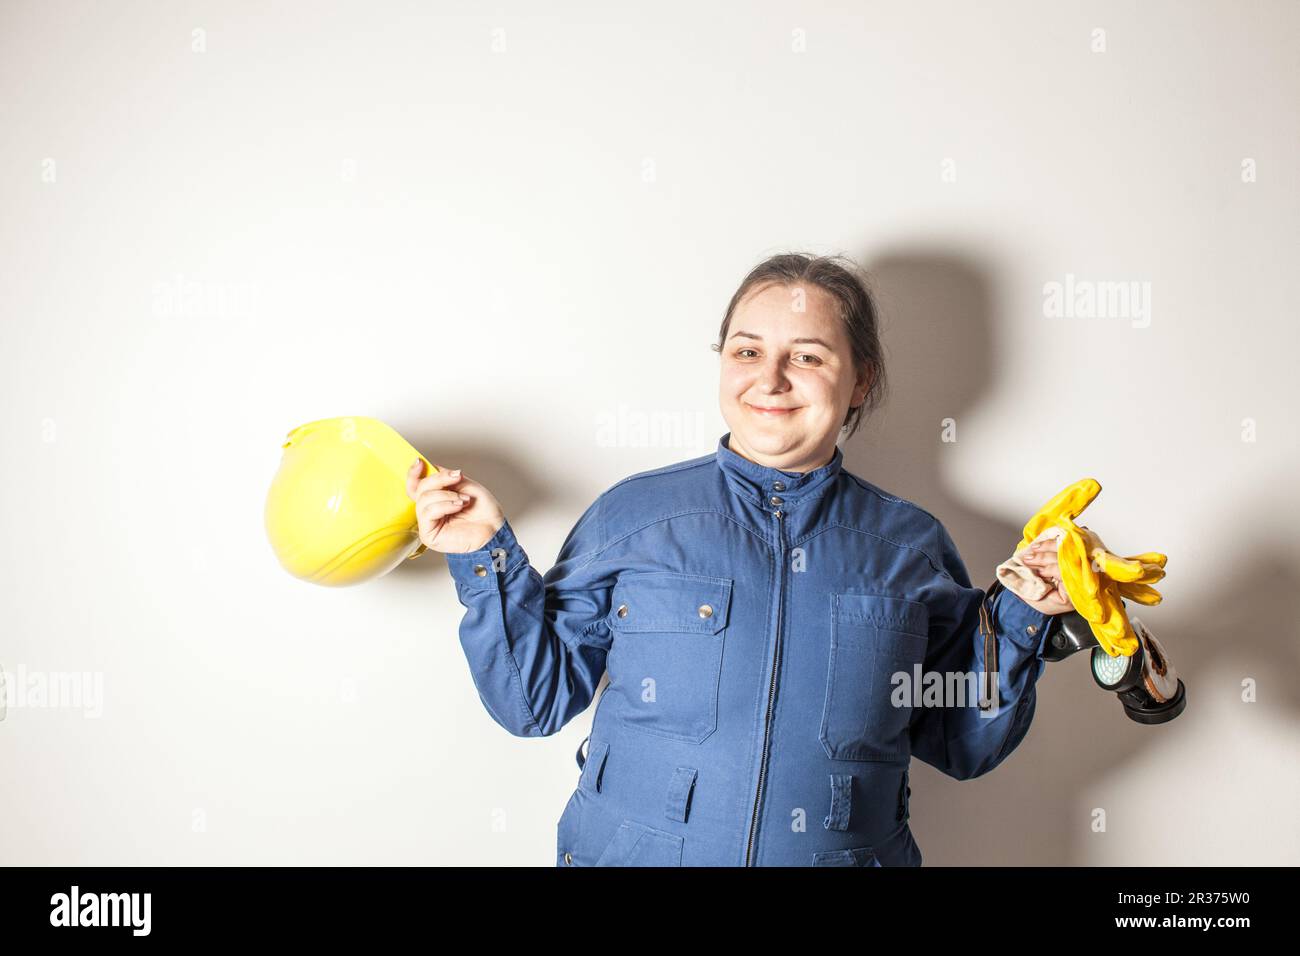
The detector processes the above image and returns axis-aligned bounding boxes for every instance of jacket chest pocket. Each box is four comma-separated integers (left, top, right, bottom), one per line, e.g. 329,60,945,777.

820,592,929,762
606,571,733,744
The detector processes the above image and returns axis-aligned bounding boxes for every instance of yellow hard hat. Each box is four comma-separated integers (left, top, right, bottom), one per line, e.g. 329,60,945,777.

265,416,436,586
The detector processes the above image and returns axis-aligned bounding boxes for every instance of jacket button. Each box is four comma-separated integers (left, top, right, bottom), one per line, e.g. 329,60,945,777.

1026,624,1038,636
472,564,487,577
772,481,785,491
617,604,628,618
563,851,573,865
769,495,783,506
698,604,713,619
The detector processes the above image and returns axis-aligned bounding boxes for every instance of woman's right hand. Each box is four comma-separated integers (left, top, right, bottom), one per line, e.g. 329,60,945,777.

405,459,506,554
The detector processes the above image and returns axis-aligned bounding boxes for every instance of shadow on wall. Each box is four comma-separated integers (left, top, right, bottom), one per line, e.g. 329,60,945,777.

853,249,1300,865
378,249,1299,865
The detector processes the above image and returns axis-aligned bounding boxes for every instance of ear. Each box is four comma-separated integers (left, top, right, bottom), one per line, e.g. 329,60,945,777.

851,366,873,407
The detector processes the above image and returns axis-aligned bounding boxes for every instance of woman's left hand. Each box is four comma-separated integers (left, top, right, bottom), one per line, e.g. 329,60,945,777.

1017,538,1076,615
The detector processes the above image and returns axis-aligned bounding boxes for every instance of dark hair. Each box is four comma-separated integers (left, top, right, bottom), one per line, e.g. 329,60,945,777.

711,252,888,441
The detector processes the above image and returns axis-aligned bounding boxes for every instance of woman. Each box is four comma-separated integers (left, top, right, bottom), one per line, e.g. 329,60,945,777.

406,253,1074,867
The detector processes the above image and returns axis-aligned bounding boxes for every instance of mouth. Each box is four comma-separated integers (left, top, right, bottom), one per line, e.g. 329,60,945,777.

746,402,802,418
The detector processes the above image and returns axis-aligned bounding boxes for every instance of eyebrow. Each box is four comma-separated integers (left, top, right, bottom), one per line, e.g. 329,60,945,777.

727,330,835,350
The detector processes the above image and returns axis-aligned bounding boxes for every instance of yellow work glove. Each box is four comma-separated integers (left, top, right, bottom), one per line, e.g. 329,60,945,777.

1015,478,1168,658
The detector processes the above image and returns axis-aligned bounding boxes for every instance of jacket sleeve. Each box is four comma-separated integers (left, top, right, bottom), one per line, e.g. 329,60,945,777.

909,519,1060,781
443,495,617,738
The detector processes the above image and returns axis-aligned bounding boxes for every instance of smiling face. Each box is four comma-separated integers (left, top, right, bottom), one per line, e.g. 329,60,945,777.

718,282,872,472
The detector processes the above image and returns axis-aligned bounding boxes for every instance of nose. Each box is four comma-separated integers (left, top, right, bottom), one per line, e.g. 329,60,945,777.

756,355,790,394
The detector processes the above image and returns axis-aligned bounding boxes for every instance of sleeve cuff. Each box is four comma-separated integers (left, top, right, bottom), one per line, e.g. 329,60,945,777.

991,584,1059,652
444,518,526,593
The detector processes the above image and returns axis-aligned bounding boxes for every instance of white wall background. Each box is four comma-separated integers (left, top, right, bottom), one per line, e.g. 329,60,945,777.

1,0,1296,865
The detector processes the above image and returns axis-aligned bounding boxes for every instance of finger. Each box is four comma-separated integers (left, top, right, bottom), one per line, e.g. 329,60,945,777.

1093,548,1146,582
1059,530,1098,606
1117,581,1162,605
418,496,467,523
418,486,465,509
418,502,463,530
1033,556,1061,576
415,465,463,497
405,458,428,499
1022,479,1100,541
417,488,467,510
1028,561,1062,585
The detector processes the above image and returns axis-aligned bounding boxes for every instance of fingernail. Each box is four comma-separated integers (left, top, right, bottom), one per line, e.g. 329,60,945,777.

459,493,470,501
451,469,461,477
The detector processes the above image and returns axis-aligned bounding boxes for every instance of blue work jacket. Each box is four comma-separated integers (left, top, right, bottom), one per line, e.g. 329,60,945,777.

445,432,1060,866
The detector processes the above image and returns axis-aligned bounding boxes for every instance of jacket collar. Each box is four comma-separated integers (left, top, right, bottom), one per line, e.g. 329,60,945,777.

715,431,843,508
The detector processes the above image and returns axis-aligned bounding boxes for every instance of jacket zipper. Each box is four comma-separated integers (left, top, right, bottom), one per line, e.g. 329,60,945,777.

745,504,785,866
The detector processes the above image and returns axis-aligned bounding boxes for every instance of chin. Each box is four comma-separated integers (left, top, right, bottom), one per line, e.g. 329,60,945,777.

735,422,795,448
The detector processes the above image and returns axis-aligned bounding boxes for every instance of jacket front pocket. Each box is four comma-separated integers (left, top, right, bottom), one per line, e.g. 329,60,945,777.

606,571,732,744
820,592,929,762
594,819,684,866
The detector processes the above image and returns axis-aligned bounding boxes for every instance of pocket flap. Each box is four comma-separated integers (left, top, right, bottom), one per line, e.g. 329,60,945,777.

578,740,609,794
594,819,685,867
664,767,698,823
609,572,732,634
833,592,928,636
812,846,882,867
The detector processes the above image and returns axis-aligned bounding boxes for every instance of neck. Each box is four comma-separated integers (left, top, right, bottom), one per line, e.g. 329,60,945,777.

726,432,834,474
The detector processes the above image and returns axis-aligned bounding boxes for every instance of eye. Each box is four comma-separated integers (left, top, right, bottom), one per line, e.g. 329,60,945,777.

794,353,822,365
735,348,759,359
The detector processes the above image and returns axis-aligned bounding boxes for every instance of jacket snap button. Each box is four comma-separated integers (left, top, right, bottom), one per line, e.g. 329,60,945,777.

617,604,628,618
563,851,573,865
773,481,785,491
769,495,783,506
472,564,487,577
698,604,713,619
1026,624,1038,636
